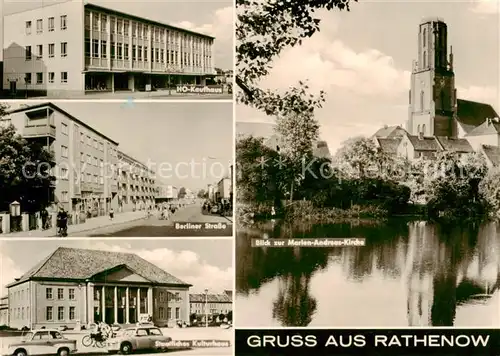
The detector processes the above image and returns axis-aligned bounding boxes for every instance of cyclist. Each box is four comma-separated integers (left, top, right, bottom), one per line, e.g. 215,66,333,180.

56,206,68,237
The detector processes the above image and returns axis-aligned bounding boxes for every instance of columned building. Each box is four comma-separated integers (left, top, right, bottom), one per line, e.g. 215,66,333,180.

6,247,192,329
3,0,216,97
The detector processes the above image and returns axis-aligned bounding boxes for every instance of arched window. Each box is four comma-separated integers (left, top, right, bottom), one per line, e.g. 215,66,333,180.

420,90,425,111
423,28,427,47
417,124,421,134
422,124,426,135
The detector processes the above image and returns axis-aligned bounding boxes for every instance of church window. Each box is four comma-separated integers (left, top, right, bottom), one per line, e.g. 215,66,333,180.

417,125,421,133
422,28,426,47
420,91,424,111
423,51,427,67
422,124,426,135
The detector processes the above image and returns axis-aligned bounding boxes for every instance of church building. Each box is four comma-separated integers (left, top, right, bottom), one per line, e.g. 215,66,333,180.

373,17,500,167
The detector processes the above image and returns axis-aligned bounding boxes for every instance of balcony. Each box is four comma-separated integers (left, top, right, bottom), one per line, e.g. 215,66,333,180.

23,125,56,139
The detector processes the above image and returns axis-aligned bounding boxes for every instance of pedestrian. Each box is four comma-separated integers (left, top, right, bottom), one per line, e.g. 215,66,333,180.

109,208,114,220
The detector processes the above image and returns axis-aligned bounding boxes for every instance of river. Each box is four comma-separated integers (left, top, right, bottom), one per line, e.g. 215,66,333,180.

236,219,500,327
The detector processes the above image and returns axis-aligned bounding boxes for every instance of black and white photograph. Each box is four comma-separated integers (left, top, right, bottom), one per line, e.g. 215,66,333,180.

1,0,233,100
0,101,233,237
235,0,499,327
0,239,234,355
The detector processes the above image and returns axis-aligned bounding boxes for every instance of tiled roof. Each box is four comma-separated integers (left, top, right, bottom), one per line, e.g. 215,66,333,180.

481,145,500,166
189,293,232,303
376,138,401,155
435,137,474,153
456,99,498,131
466,119,500,137
373,125,407,138
407,135,442,151
224,290,233,299
8,247,190,287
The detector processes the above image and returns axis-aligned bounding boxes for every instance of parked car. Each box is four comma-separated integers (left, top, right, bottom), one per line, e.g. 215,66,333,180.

5,329,77,356
106,326,172,355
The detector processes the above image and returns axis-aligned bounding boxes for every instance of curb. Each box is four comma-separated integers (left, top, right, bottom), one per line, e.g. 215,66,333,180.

58,216,147,237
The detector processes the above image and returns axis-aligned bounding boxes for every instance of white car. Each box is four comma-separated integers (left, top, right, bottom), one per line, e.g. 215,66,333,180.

5,329,77,356
106,326,172,354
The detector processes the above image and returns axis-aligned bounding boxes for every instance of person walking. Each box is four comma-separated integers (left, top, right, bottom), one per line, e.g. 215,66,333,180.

109,208,114,221
56,206,68,237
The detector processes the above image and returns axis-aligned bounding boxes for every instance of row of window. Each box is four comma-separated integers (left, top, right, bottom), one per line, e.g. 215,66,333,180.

80,131,109,152
25,72,68,85
158,306,180,320
10,306,29,321
26,43,68,60
46,306,76,321
46,287,76,300
26,15,67,35
10,288,29,303
85,10,211,50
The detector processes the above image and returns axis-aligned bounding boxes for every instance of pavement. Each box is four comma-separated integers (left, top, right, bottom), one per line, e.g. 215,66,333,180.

87,205,233,237
1,211,146,238
20,90,232,100
0,327,233,356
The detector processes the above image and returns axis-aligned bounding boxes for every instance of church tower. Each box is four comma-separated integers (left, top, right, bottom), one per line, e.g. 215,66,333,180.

406,18,457,137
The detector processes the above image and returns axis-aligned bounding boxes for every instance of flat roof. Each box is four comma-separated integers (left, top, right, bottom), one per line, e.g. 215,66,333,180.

8,102,119,146
85,2,215,40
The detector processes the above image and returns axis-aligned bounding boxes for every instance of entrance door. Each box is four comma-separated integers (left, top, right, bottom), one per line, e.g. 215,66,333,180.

9,81,17,95
129,308,136,324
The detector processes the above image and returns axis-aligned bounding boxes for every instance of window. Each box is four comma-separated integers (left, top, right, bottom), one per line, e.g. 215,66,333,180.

93,157,98,166
149,328,162,336
61,42,68,57
80,132,85,143
48,43,55,58
99,142,104,151
420,90,425,111
124,43,129,60
100,176,104,184
60,15,67,30
61,167,68,180
92,14,99,31
422,124,426,135
69,307,75,320
92,39,99,58
61,191,69,202
87,136,91,145
101,16,107,31
69,288,75,300
57,288,64,300
118,43,123,60
100,159,103,167
144,46,148,61
58,306,64,320
167,307,172,319
36,19,43,33
87,173,91,182
48,72,55,83
61,72,68,83
138,46,142,61
26,21,32,35
81,152,85,163
136,329,148,336
94,174,98,183
175,307,180,319
36,45,43,59
22,307,24,320
422,28,426,47
423,51,427,68
61,145,68,158
46,306,53,321
25,46,32,61
36,72,43,84
132,45,137,61
87,154,91,164
46,288,53,299
93,139,98,149
48,17,54,31
159,307,164,319
101,41,107,58
25,73,32,84
61,122,68,135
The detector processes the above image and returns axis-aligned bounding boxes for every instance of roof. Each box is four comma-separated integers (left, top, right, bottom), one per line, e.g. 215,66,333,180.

373,125,407,138
84,2,215,39
376,138,401,155
314,141,331,159
7,247,191,288
465,119,500,137
435,136,474,153
7,103,119,145
189,293,232,303
224,290,233,299
481,145,500,166
407,135,442,151
456,99,499,133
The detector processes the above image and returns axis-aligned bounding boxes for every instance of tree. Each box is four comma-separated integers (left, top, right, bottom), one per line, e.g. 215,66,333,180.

177,187,186,199
0,122,56,213
197,189,207,199
236,0,356,113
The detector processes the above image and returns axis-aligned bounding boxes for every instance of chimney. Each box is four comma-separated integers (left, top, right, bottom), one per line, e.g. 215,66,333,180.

418,131,424,140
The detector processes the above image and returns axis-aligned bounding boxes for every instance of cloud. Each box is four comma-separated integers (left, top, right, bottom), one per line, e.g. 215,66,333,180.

174,6,233,47
457,85,499,109
0,242,24,295
469,0,499,14
89,242,233,294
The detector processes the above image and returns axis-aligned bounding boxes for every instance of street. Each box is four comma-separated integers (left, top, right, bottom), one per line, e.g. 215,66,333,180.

0,327,233,356
84,205,233,237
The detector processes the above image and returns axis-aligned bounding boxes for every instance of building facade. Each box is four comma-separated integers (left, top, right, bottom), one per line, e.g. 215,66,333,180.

156,184,178,203
0,296,8,326
3,1,216,97
5,247,192,329
4,102,120,217
189,291,232,317
217,178,231,200
117,151,158,212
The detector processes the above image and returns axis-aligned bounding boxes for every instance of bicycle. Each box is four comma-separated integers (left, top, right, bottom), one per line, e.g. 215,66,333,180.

81,333,107,348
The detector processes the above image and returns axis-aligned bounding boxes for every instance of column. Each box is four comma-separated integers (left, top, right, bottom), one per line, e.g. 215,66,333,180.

125,287,130,324
107,15,111,70
101,286,106,323
113,286,118,323
147,287,153,316
87,282,94,324
136,288,140,321
129,20,133,70
183,290,189,324
90,11,93,58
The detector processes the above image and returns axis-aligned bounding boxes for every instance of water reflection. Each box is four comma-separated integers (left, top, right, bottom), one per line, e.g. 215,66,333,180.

236,220,500,327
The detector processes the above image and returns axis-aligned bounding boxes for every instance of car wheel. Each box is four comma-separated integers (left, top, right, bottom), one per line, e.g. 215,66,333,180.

120,342,132,355
58,348,69,356
15,349,27,356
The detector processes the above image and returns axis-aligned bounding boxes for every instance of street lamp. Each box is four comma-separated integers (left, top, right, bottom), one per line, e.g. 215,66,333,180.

204,289,208,328
164,64,178,96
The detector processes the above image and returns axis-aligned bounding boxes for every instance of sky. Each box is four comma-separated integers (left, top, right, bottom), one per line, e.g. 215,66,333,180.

6,101,233,191
236,0,500,154
0,238,233,294
2,0,233,69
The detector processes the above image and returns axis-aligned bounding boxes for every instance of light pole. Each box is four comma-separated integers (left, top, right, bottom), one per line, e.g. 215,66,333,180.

204,289,208,328
164,64,177,96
